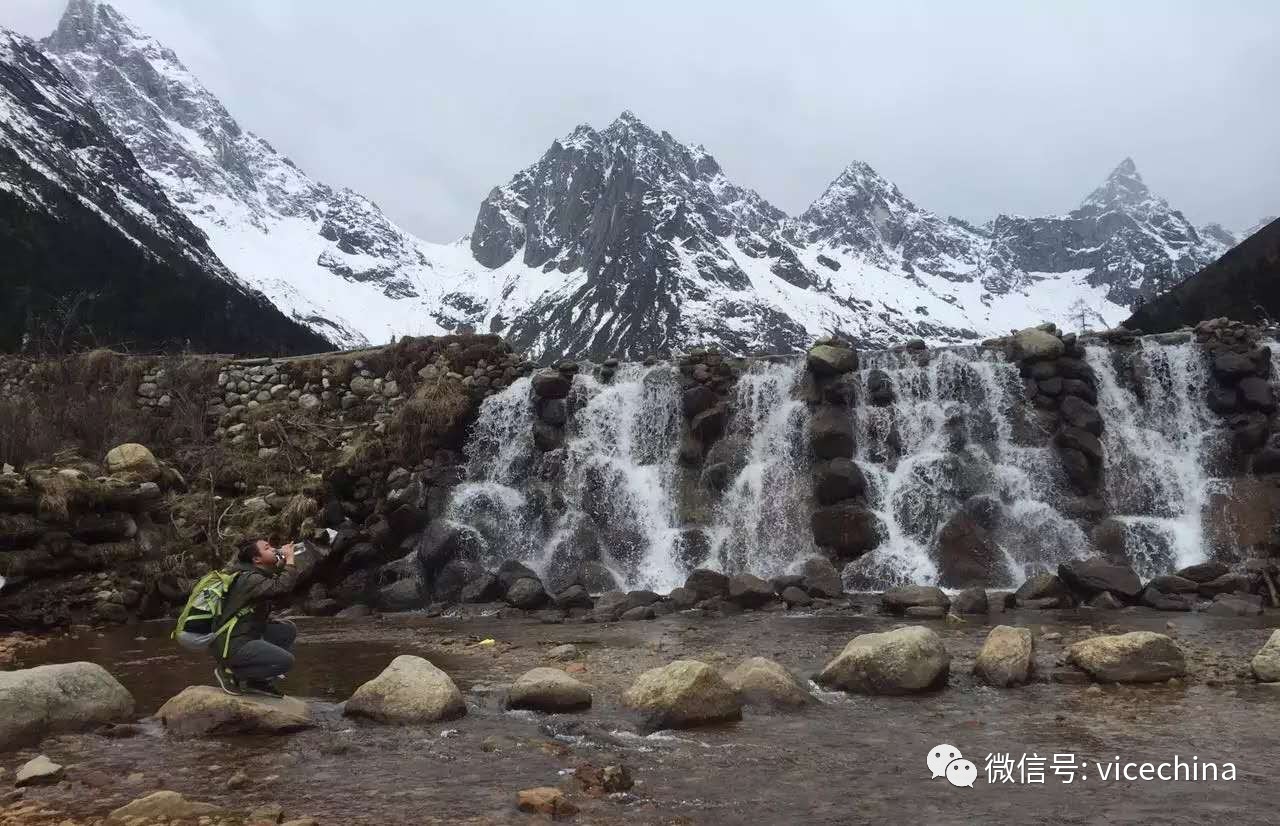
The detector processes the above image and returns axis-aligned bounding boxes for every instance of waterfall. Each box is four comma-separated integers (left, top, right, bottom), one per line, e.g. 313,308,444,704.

446,340,1233,596
549,365,685,590
447,364,687,591
1086,341,1224,578
846,347,1087,590
705,359,815,578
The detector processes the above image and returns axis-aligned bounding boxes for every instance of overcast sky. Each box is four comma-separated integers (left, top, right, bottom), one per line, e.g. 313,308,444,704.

6,0,1278,241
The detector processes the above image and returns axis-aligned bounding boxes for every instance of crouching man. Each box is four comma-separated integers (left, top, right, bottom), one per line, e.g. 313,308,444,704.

213,537,300,697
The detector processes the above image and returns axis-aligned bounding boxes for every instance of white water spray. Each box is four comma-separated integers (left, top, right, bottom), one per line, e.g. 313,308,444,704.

1086,341,1223,578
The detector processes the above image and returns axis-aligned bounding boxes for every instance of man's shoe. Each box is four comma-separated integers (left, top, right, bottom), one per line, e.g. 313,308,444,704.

244,679,284,699
213,666,243,696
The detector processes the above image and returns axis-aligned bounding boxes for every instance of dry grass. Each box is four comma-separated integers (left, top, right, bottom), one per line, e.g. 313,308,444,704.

386,376,474,465
0,351,220,471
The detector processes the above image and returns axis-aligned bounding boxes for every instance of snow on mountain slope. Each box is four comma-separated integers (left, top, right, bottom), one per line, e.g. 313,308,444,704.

42,0,483,348
0,26,329,354
35,0,1237,361
988,158,1228,307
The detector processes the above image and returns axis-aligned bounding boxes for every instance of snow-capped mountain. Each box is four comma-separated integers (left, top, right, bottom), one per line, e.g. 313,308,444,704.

31,0,1242,361
988,158,1227,307
0,26,325,354
43,0,479,349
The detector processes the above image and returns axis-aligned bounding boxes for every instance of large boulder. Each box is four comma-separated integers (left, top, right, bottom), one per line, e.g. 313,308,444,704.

505,577,549,609
807,344,859,376
507,667,592,712
1014,573,1073,608
727,574,775,608
815,626,950,695
935,512,1009,588
809,405,855,459
1058,558,1142,601
621,660,742,729
379,578,426,612
1175,560,1230,584
589,590,629,622
1250,630,1280,682
0,662,135,749
800,557,843,598
951,587,989,615
812,457,866,505
1059,395,1103,436
156,686,312,737
1010,328,1065,362
460,572,503,603
344,655,466,723
685,569,730,600
104,443,161,483
1200,593,1264,616
496,560,539,592
532,370,572,400
974,626,1034,687
881,585,950,615
724,657,814,709
1066,632,1186,683
810,501,883,559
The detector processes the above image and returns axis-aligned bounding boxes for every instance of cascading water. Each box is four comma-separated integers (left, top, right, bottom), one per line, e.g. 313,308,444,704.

445,339,1235,596
547,365,685,590
705,359,815,577
1086,340,1225,578
445,365,688,591
846,347,1087,589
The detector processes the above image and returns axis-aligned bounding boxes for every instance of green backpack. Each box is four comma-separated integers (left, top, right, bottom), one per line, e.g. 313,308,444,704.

172,570,250,657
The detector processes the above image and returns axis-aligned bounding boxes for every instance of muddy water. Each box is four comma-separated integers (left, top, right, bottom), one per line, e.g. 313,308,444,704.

11,606,1280,825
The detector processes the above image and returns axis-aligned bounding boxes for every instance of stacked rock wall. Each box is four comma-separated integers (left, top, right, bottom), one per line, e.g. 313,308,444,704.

0,445,181,627
1007,325,1106,521
802,340,882,561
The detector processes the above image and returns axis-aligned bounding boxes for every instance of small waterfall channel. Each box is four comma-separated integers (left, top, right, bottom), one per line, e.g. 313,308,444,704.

845,347,1086,590
1086,340,1226,578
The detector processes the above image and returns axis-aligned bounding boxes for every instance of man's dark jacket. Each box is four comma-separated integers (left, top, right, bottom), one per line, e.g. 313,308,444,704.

216,561,298,658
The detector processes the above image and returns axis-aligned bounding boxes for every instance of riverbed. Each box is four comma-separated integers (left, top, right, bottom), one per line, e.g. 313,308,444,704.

8,603,1280,824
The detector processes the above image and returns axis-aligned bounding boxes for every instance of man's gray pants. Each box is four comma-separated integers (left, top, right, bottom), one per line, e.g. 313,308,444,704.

225,620,296,682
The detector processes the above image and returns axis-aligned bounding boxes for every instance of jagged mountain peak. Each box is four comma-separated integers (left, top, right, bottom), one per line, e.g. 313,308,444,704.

796,158,986,278
1079,156,1156,213
48,0,164,63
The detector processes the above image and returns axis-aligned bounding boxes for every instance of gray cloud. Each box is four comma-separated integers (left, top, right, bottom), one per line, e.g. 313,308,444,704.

7,0,1278,241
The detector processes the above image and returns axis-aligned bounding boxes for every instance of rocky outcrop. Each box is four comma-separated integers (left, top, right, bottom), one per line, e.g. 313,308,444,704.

815,626,950,695
1066,632,1186,683
0,661,134,749
344,655,466,723
621,660,742,729
1125,218,1280,334
156,686,312,737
